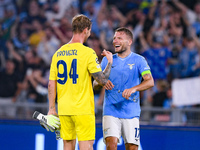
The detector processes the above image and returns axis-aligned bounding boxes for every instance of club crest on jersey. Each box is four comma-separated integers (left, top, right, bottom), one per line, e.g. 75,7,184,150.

128,64,135,70
104,128,110,135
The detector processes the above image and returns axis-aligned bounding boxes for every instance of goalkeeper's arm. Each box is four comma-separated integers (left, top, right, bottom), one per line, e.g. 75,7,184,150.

48,80,58,116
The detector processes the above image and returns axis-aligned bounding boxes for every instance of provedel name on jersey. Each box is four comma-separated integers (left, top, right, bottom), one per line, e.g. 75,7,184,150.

57,49,77,57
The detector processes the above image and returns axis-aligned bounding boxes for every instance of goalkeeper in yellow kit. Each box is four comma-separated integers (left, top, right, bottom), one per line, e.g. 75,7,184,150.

47,14,114,150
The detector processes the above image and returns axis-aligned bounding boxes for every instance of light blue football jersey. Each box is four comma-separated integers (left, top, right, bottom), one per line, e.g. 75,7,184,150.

101,52,151,119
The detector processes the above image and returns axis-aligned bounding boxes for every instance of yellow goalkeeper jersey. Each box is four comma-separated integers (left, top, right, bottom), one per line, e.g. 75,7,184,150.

49,43,102,115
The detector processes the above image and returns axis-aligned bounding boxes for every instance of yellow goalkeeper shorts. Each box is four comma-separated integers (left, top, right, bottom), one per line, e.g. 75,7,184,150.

59,115,95,141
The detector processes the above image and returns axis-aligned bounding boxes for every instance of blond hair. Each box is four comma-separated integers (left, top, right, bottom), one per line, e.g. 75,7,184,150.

72,14,92,33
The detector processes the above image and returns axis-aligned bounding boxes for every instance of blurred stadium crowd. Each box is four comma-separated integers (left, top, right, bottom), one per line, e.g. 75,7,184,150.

0,0,200,121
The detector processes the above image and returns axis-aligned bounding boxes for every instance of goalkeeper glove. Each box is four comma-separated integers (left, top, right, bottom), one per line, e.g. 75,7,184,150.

32,111,61,132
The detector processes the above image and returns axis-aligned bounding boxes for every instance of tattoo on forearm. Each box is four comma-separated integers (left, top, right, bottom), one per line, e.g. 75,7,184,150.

143,73,151,80
92,72,107,86
103,62,112,78
92,62,112,87
50,106,55,110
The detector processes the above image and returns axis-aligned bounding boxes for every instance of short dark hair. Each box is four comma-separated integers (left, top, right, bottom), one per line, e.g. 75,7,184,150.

115,27,133,40
72,14,92,33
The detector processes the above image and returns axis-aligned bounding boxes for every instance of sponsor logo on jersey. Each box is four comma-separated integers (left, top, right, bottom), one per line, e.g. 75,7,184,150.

144,65,150,70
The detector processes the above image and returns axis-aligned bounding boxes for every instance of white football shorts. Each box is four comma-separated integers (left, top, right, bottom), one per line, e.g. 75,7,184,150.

103,115,140,145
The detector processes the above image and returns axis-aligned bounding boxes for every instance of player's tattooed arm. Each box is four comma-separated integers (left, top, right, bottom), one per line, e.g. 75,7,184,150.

122,73,154,99
93,62,112,90
103,62,112,79
101,49,113,79
92,71,107,87
93,79,102,91
139,73,154,91
126,73,154,94
92,65,114,90
93,50,113,90
143,73,152,80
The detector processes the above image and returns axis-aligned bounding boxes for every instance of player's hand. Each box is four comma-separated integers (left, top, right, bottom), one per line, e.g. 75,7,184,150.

33,111,61,132
101,49,113,64
40,120,55,132
104,80,114,90
122,88,137,100
40,115,61,132
48,108,58,117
